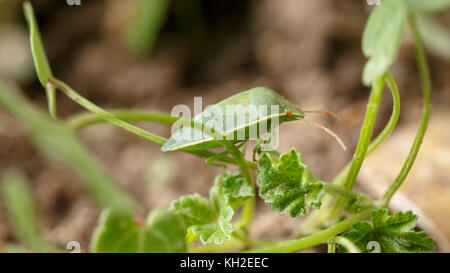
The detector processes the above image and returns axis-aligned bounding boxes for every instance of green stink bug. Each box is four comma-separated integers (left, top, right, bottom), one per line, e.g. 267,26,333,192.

161,86,346,152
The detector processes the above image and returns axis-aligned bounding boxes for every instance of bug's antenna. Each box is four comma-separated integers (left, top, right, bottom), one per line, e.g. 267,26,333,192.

303,119,347,151
303,110,340,121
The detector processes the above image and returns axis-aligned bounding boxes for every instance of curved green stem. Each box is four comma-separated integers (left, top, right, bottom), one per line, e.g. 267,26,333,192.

343,76,385,190
332,74,401,188
301,73,400,234
325,75,385,218
327,236,361,253
380,14,432,207
67,109,178,130
327,242,336,253
236,199,256,237
185,228,199,246
245,209,371,253
220,141,255,238
52,79,221,164
49,78,168,145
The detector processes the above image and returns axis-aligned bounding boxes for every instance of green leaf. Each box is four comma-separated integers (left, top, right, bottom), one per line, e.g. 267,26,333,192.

256,148,324,218
23,1,53,87
406,0,450,12
141,208,187,252
23,1,57,117
340,208,435,253
171,172,253,245
90,209,140,253
0,81,136,211
1,170,51,252
172,194,216,228
362,0,407,86
215,172,253,210
91,208,186,253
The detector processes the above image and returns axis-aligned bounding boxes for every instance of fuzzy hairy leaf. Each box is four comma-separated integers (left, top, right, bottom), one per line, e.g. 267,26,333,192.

257,148,323,218
191,206,234,245
171,172,253,245
90,208,186,253
172,193,233,245
362,0,407,86
340,208,435,253
215,172,253,210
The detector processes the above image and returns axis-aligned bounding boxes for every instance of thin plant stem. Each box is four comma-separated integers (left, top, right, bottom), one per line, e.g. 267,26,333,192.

380,14,432,207
328,242,336,253
220,141,255,238
327,236,361,253
332,74,401,187
45,83,57,119
67,109,178,130
245,209,371,253
301,73,401,233
185,228,199,246
237,199,256,237
49,78,168,145
325,75,385,218
343,76,385,191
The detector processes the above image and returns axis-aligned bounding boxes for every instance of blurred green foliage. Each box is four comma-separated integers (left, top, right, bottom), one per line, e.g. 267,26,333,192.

127,0,171,56
0,81,137,212
0,170,50,252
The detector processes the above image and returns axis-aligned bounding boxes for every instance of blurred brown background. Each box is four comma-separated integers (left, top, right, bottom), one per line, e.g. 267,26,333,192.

0,0,449,252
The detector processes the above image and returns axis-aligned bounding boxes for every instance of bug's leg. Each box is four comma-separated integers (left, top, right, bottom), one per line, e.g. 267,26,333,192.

252,139,263,161
205,150,230,168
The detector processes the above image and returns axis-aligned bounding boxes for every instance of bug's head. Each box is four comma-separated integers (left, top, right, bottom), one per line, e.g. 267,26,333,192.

248,87,304,121
281,101,304,121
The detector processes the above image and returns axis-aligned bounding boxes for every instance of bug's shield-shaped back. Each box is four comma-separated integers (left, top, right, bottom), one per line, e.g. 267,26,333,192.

162,104,281,151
